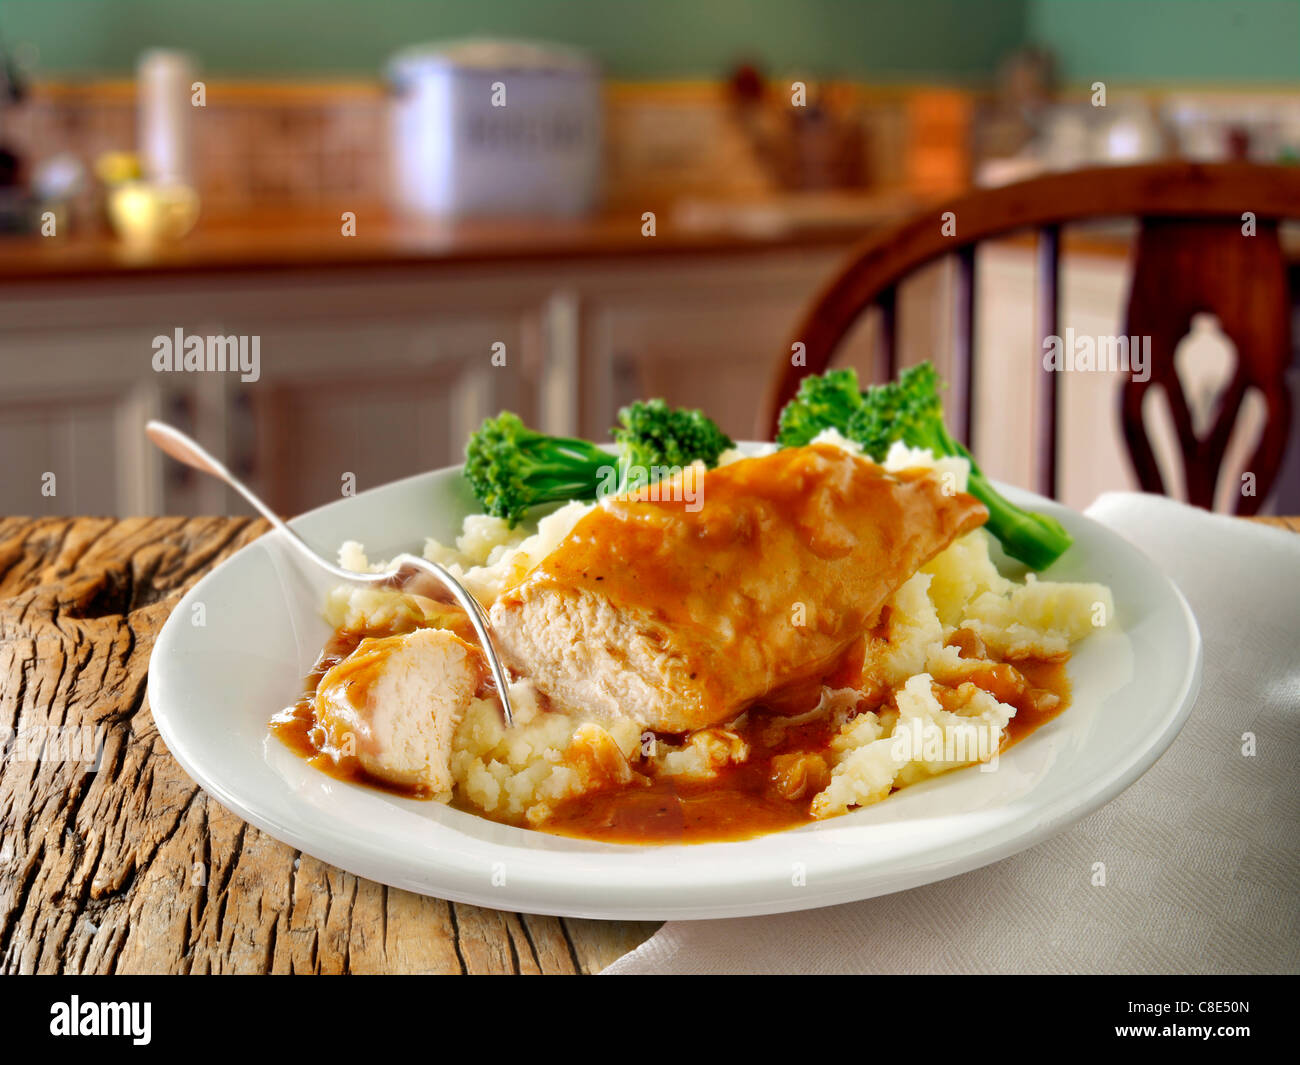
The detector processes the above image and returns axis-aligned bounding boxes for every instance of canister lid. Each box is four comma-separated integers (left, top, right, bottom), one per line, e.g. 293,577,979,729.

388,38,597,80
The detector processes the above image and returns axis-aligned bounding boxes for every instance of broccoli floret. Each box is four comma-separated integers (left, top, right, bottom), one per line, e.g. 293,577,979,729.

612,399,733,492
465,402,733,524
841,361,1072,570
844,362,943,462
464,411,612,527
773,362,1073,569
775,368,866,447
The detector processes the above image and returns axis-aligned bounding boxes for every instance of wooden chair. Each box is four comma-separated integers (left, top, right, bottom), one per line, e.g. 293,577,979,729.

759,163,1300,513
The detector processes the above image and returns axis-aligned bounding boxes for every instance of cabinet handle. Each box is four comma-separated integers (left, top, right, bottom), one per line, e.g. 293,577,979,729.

230,390,257,479
164,393,196,490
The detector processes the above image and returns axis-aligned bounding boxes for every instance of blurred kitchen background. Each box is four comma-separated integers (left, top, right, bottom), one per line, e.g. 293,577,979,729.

1,0,1298,516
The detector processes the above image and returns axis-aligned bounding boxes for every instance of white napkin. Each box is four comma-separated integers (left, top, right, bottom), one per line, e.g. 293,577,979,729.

604,492,1300,975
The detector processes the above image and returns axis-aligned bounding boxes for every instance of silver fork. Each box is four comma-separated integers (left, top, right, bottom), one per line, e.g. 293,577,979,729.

145,421,514,726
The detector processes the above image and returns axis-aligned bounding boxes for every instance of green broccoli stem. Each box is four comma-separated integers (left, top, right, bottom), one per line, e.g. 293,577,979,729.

910,421,1073,571
518,438,613,499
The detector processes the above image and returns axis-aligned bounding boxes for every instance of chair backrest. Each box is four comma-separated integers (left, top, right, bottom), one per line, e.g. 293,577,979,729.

759,162,1300,512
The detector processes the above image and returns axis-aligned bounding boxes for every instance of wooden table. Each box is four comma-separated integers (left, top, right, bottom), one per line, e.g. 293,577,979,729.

3,514,1295,974
0,516,660,974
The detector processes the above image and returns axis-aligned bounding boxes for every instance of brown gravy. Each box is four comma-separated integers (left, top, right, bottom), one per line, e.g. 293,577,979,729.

272,630,1072,846
270,628,427,798
539,656,1071,845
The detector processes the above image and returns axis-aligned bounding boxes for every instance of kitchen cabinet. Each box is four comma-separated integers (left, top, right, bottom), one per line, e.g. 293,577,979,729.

3,232,1276,520
0,246,858,517
0,307,164,515
571,251,875,441
0,268,550,516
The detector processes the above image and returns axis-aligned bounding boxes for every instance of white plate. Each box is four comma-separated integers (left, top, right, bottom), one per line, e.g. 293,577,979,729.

147,453,1202,920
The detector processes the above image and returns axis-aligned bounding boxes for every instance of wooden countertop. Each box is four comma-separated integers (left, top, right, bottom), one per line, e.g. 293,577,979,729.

0,203,906,284
6,214,1297,288
3,186,1298,286
1,511,1295,974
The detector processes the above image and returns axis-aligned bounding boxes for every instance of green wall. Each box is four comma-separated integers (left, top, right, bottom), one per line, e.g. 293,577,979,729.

1028,0,1300,85
0,0,1026,80
3,0,1295,84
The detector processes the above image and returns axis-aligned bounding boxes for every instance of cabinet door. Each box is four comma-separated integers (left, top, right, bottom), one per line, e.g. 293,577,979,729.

246,361,482,515
0,269,553,517
573,251,872,442
221,296,548,516
0,390,133,515
586,297,803,441
972,245,1047,495
0,318,163,516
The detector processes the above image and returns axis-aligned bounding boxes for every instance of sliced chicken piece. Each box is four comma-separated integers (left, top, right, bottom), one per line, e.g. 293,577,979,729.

314,627,483,797
489,443,987,733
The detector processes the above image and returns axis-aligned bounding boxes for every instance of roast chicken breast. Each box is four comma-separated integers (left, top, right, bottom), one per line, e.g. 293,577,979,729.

314,627,483,796
489,444,987,733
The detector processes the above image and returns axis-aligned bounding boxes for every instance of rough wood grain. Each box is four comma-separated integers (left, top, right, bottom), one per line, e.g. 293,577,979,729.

0,516,659,974
1250,515,1300,534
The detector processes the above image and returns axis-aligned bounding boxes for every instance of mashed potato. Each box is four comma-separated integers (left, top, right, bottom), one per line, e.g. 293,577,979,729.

328,439,1113,825
924,526,1113,658
335,499,594,613
450,681,643,825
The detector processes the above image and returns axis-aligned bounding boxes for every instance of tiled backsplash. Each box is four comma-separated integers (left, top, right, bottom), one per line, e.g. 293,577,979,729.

10,83,395,220
12,79,1298,227
8,79,915,223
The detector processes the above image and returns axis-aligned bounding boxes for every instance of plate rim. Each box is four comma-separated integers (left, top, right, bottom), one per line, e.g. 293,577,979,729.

147,459,1203,920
